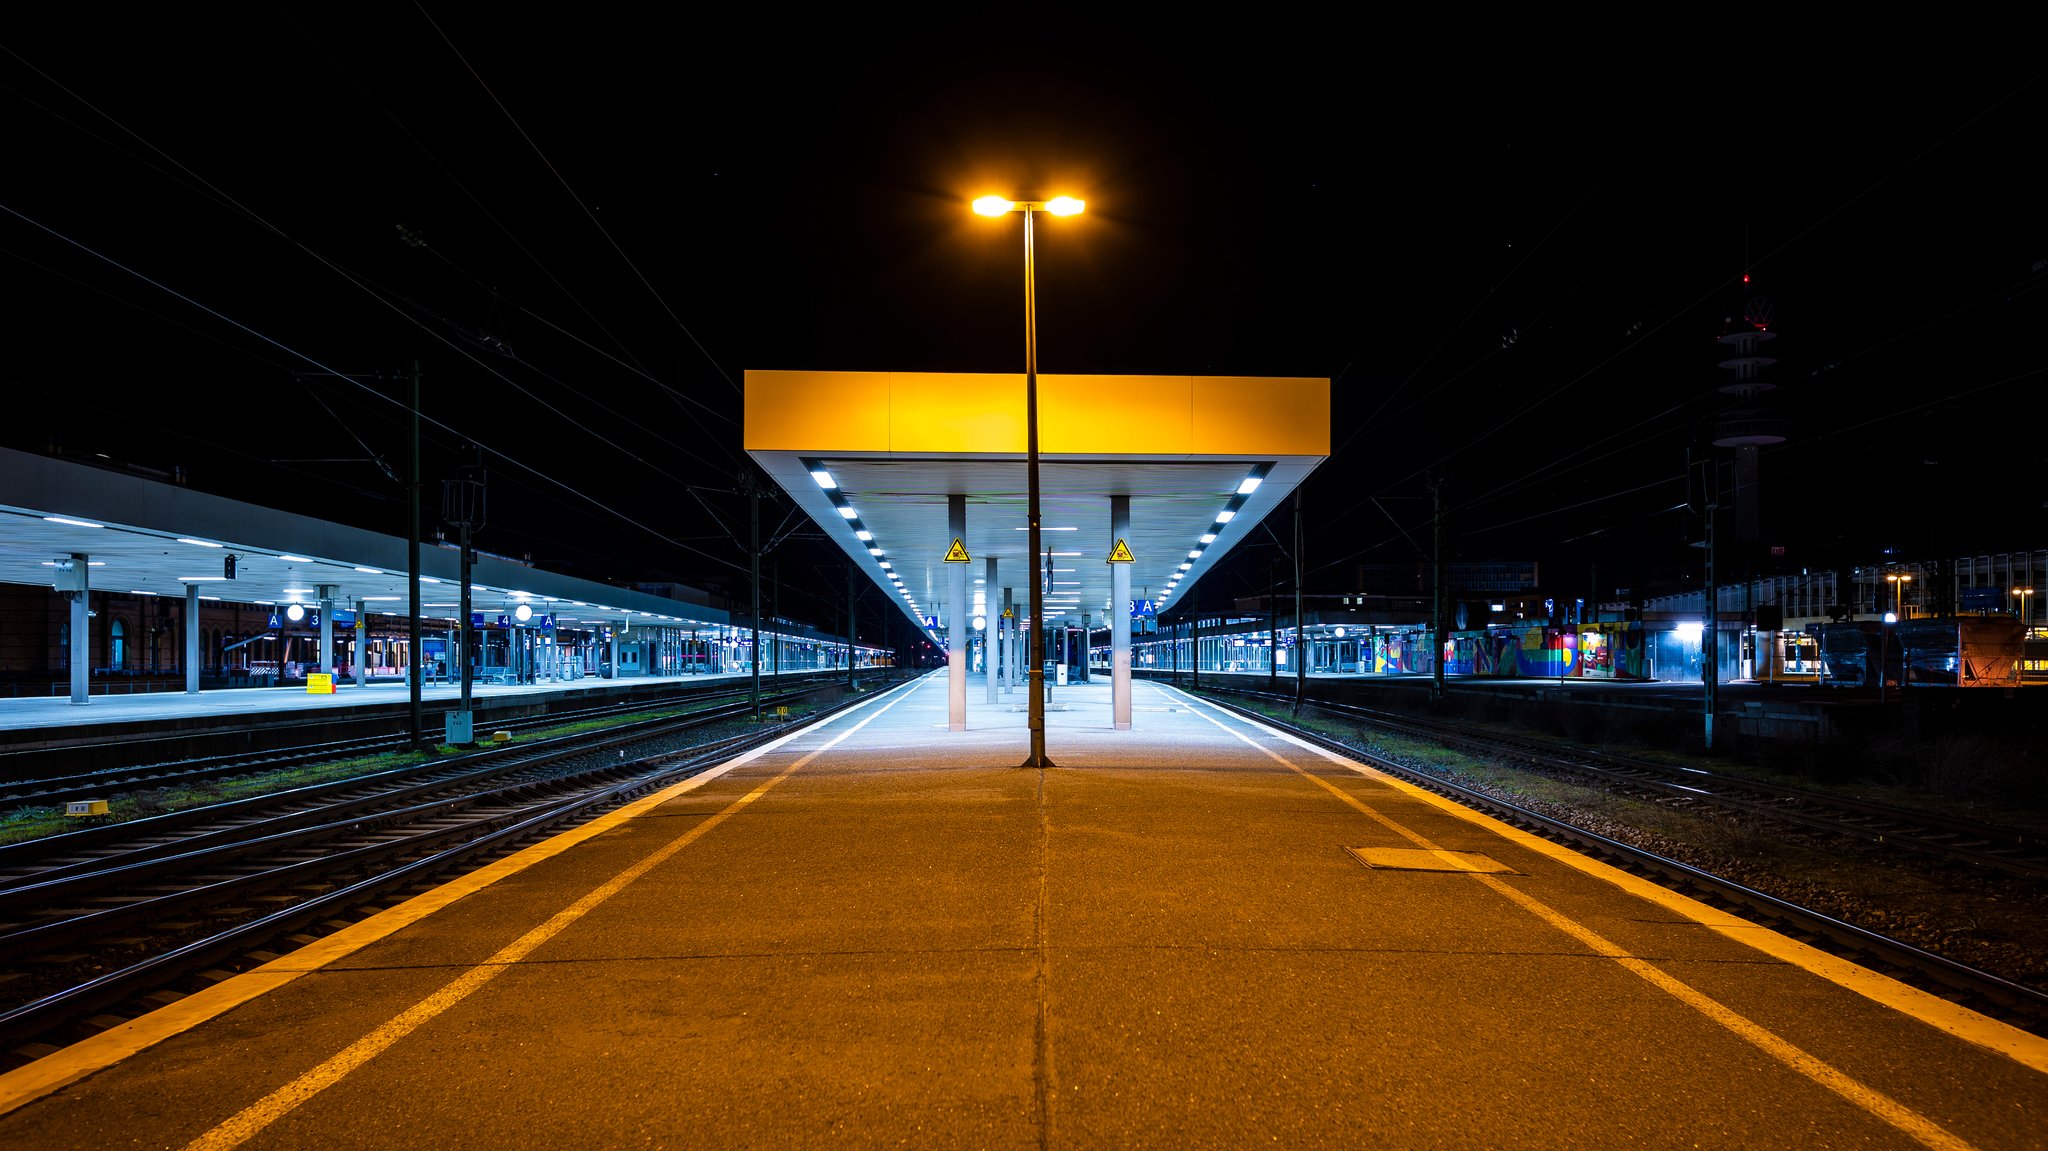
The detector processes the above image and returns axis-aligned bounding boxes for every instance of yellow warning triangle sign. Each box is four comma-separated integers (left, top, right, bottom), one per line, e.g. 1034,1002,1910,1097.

1106,537,1135,563
943,537,971,563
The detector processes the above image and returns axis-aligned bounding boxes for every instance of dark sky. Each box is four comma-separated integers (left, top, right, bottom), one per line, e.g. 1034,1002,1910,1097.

5,20,2044,627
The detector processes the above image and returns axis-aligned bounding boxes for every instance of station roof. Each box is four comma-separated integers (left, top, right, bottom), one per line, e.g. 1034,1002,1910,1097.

745,371,1329,640
0,448,727,631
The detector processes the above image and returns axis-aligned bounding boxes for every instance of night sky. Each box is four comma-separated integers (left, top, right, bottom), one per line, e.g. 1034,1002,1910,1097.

6,21,2043,628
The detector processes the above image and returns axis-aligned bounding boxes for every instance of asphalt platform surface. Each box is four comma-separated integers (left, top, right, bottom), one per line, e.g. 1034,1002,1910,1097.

2,673,2042,1149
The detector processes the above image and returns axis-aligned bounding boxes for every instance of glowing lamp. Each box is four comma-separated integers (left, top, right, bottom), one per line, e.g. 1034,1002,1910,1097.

1045,196,1085,216
973,195,1015,216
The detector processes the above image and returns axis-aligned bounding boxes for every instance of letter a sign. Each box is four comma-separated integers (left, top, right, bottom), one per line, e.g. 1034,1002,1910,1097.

943,537,971,563
1106,538,1135,564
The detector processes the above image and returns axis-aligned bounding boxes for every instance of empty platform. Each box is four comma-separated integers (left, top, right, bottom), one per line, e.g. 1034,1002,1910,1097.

1,673,2041,1148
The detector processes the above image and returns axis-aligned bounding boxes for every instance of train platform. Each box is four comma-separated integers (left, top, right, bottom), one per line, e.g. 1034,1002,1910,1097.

1,673,2042,1148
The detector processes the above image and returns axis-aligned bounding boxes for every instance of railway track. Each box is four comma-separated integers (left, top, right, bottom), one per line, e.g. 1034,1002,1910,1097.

1210,686,2048,879
0,676,898,1065
0,675,847,813
1190,686,2048,1035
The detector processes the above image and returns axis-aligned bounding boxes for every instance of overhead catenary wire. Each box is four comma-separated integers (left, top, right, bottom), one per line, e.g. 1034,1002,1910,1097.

1306,64,2045,569
276,12,742,438
0,199,748,575
412,2,743,398
1,36,748,506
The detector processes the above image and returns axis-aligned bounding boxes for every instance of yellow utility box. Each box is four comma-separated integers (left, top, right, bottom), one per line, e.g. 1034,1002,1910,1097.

66,799,110,817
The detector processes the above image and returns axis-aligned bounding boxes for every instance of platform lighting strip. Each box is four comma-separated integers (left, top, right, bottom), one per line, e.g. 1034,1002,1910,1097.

1159,464,1271,607
806,458,936,640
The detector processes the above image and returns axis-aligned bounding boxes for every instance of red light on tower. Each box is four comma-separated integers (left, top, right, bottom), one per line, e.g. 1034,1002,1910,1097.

1742,273,1751,283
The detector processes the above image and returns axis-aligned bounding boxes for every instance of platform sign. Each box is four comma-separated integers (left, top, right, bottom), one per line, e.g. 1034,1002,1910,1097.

1129,599,1156,618
943,537,971,563
306,672,335,695
1107,538,1135,564
331,609,355,628
267,613,281,629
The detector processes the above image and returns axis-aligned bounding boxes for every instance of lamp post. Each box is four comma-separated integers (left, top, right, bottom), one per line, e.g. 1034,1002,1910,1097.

975,194,1084,769
2017,587,2035,630
1888,572,1913,621
1883,572,1912,698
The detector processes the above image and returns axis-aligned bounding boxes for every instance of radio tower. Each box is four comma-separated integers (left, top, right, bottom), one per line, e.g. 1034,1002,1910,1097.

1712,274,1786,543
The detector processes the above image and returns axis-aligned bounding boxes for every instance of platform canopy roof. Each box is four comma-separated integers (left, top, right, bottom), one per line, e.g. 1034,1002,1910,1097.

0,447,727,631
745,371,1330,644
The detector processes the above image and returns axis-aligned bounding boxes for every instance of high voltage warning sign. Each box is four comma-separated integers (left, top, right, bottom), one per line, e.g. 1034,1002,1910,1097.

1106,538,1135,563
943,537,971,563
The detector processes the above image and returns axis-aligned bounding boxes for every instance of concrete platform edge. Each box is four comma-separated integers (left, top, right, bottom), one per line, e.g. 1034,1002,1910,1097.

0,678,920,1118
1161,683,2048,1075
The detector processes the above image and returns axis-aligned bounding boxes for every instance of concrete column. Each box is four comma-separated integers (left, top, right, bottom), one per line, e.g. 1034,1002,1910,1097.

609,625,620,679
948,494,967,731
1111,495,1131,729
1002,588,1016,695
354,599,368,687
317,585,337,678
985,556,999,704
69,554,90,704
186,582,201,694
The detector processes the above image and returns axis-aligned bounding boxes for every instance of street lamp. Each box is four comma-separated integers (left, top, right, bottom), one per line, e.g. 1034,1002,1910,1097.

1882,572,1913,700
975,193,1085,768
2017,587,2036,629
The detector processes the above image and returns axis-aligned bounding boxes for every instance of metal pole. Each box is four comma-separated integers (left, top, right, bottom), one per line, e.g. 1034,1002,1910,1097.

750,485,762,718
847,564,857,690
459,522,473,716
1021,207,1053,767
1431,476,1446,702
1268,557,1278,689
1703,463,1718,750
1294,488,1305,714
408,361,423,747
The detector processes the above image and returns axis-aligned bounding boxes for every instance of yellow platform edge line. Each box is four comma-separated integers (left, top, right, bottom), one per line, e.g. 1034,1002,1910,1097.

0,681,920,1118
1172,687,2048,1076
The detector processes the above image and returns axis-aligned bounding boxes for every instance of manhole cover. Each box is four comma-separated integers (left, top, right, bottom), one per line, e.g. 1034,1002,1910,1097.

1347,847,1517,874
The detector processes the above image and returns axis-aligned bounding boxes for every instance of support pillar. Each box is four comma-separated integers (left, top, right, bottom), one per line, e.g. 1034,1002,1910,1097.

1110,495,1131,729
353,599,368,688
948,494,967,731
609,624,620,680
985,556,999,705
317,585,338,679
1003,588,1016,695
69,557,90,704
185,582,201,694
